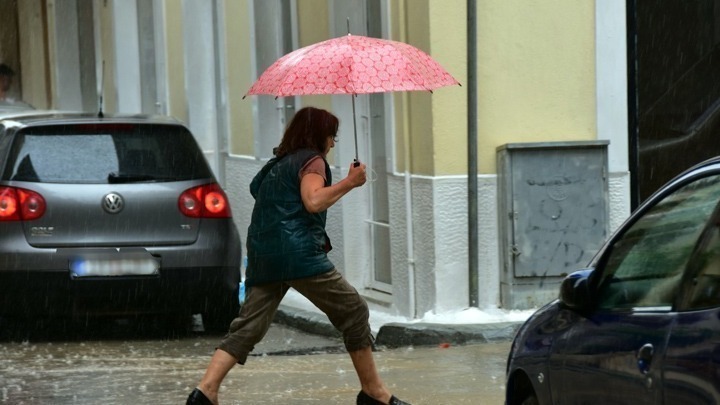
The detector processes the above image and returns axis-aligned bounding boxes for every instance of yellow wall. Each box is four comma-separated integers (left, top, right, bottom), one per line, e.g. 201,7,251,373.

428,0,466,175
297,0,333,115
0,0,21,99
226,0,596,175
17,0,49,108
162,0,187,123
296,0,334,161
224,0,254,156
390,0,410,174
392,0,596,175
391,0,464,176
404,0,435,175
475,0,596,174
227,0,334,157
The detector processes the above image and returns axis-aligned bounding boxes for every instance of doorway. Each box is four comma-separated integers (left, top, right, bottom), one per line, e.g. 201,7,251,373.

332,0,393,293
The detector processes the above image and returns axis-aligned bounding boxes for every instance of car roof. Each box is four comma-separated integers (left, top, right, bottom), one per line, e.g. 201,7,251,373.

676,155,720,180
0,110,186,130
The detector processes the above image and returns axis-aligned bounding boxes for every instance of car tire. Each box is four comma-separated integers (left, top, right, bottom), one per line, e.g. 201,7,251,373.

201,288,240,333
519,392,539,405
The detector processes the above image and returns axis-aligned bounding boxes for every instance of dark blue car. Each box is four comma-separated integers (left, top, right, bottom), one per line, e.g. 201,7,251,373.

506,156,720,405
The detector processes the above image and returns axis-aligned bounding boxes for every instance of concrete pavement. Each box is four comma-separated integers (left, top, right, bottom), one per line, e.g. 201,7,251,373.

0,308,520,404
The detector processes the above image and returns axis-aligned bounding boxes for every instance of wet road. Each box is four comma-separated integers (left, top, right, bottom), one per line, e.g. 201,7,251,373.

0,318,509,404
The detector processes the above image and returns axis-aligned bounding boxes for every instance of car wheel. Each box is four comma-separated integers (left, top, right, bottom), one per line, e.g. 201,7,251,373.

508,372,540,405
519,392,539,405
201,288,240,333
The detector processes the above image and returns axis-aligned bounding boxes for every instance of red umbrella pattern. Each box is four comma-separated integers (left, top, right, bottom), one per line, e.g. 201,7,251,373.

245,33,460,161
246,34,459,97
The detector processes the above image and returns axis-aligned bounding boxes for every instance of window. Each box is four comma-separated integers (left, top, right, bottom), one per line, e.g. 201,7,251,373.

597,174,720,310
5,124,212,183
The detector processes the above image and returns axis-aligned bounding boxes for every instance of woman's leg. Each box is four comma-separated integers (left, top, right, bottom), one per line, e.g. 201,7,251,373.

289,270,393,403
192,282,289,404
348,345,393,403
194,349,237,404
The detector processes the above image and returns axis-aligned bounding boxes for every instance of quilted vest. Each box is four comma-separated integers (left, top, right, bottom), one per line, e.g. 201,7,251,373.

245,149,334,286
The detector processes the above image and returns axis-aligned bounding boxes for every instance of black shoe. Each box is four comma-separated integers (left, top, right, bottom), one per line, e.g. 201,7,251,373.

186,388,213,405
357,390,411,405
388,396,410,405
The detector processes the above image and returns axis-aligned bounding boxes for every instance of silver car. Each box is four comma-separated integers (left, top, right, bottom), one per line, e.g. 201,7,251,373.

0,111,241,332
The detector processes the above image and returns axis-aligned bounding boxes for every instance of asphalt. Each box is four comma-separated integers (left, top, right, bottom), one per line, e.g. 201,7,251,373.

273,304,524,348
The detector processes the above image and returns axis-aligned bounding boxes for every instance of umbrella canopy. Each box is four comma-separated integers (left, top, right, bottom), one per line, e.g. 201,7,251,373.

245,34,459,97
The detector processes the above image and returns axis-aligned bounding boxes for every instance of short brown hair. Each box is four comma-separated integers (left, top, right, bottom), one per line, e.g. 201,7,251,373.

274,107,338,158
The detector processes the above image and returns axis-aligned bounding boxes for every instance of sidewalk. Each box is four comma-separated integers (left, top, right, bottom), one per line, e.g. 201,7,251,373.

274,303,527,348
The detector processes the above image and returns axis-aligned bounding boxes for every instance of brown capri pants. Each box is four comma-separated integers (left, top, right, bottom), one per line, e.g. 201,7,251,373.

217,269,372,364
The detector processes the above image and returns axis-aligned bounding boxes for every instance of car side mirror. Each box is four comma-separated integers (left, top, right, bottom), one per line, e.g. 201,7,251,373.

559,269,594,310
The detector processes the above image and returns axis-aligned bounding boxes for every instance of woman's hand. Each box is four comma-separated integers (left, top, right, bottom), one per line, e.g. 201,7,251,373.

346,161,367,188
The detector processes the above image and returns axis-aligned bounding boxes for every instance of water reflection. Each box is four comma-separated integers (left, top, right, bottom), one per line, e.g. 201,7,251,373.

0,318,509,404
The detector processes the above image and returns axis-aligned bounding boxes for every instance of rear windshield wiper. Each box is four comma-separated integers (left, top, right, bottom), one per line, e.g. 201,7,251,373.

107,172,158,183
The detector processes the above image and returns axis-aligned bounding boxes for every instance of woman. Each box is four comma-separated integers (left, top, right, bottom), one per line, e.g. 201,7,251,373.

187,107,410,405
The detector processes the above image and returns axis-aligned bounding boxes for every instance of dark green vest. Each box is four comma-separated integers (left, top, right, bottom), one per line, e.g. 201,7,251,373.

245,149,334,286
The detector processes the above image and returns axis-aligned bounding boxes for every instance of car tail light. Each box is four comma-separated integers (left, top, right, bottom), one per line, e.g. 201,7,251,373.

178,183,232,218
0,186,46,221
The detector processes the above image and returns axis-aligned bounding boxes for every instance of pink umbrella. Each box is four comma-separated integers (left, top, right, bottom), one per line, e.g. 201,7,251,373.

245,33,460,163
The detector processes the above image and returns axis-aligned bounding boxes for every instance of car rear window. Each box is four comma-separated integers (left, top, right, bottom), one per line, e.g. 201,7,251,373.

3,123,213,183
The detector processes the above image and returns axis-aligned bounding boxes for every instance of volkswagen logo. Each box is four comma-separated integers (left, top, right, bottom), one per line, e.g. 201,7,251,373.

102,192,124,214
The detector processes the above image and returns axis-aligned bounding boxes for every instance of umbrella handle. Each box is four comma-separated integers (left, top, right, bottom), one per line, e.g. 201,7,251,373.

351,93,360,166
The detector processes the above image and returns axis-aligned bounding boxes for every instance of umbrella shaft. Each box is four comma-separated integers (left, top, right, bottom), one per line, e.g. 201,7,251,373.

351,94,359,163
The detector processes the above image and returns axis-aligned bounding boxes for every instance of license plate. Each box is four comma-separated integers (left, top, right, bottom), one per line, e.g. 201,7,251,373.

69,251,160,278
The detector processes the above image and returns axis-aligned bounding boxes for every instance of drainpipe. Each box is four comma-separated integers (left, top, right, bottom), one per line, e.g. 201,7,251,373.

467,0,479,307
400,0,418,319
404,146,417,318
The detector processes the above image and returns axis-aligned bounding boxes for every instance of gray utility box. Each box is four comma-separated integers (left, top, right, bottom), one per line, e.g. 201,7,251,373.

497,141,609,309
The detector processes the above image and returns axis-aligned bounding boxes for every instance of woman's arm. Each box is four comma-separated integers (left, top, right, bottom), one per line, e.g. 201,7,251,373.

301,161,367,213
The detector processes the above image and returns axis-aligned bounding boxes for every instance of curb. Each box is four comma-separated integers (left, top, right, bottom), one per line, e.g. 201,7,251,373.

374,321,521,348
275,305,522,348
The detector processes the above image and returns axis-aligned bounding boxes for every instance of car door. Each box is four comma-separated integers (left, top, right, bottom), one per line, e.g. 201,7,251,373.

549,309,672,404
662,195,720,404
548,173,720,404
663,309,720,404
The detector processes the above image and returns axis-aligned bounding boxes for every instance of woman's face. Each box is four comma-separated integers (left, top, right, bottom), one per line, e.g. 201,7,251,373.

324,134,337,156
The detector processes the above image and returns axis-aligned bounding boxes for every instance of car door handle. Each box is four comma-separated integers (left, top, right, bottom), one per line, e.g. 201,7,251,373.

637,343,654,374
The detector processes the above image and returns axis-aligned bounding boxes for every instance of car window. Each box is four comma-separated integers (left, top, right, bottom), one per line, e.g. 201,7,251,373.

675,193,720,311
596,174,720,311
3,123,213,183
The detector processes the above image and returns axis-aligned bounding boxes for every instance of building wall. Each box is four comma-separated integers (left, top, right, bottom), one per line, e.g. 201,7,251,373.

224,0,630,316
476,0,598,174
0,0,21,100
16,0,48,109
428,0,466,176
160,0,187,123
8,0,630,318
223,0,255,157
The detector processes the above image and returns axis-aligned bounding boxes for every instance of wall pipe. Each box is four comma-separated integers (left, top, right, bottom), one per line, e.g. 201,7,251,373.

399,0,418,319
467,0,479,307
